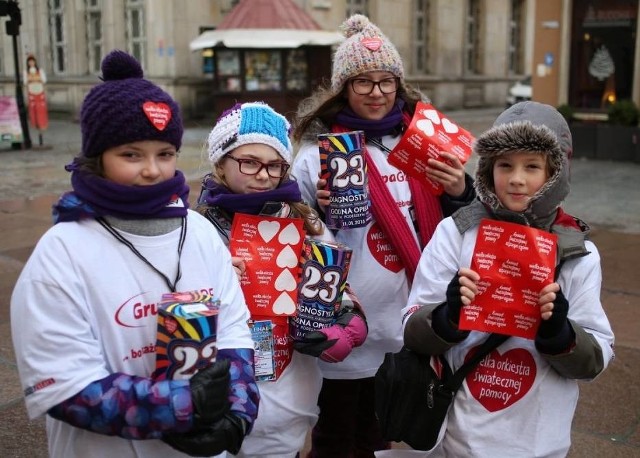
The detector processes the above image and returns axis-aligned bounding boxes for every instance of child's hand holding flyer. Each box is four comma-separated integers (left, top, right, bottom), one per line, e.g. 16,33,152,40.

459,219,558,339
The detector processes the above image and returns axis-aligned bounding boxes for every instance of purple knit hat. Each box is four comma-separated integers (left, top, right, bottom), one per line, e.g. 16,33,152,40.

80,50,183,157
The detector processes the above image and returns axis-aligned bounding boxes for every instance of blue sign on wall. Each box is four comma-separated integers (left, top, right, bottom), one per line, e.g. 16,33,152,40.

545,52,554,67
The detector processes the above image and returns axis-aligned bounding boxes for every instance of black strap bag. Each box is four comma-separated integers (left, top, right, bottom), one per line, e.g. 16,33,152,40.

374,333,508,451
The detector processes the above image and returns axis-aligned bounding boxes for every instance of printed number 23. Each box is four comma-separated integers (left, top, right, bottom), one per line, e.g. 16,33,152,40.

169,338,217,380
300,264,341,304
329,153,364,188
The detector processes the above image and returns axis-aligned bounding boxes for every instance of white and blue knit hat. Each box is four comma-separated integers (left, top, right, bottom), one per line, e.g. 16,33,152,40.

207,102,293,164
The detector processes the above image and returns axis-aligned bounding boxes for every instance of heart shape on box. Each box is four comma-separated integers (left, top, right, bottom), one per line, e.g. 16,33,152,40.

274,269,297,292
442,118,459,134
272,292,296,315
467,347,536,412
258,221,280,243
165,316,178,334
278,222,301,245
416,119,435,137
143,102,172,131
276,245,298,268
360,37,383,51
422,109,441,125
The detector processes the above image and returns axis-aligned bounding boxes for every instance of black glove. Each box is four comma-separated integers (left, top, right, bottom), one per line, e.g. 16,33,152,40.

445,274,464,324
163,413,247,457
537,288,570,339
189,359,231,425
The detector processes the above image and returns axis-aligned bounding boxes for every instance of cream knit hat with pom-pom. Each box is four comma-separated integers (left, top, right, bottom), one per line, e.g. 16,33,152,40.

331,14,404,92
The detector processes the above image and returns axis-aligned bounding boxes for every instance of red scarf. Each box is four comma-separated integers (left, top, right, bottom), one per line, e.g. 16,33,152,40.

332,123,442,283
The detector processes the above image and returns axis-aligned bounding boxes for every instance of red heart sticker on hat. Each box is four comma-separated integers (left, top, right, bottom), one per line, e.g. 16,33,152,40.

143,101,172,131
361,37,383,51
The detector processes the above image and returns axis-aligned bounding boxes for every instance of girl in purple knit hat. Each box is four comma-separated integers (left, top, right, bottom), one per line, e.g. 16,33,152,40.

11,50,259,458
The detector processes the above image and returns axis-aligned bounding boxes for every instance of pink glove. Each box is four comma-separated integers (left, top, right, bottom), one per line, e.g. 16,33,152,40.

293,310,368,362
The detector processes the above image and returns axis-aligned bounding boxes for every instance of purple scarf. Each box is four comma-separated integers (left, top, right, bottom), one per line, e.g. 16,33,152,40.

53,166,190,223
198,175,302,215
334,100,405,139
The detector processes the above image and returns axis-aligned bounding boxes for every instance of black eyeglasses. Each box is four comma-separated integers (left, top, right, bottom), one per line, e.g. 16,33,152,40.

226,155,290,178
350,77,399,95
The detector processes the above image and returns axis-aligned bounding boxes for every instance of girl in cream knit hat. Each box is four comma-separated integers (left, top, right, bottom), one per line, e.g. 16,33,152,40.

291,14,476,457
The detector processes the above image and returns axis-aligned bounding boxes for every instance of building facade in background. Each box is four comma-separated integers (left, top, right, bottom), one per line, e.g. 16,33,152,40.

532,0,640,113
0,0,535,119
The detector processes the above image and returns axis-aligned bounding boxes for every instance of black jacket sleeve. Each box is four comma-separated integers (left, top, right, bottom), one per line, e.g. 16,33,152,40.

439,173,476,217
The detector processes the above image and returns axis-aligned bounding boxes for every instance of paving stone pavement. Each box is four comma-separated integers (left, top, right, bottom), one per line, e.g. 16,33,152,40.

0,109,638,457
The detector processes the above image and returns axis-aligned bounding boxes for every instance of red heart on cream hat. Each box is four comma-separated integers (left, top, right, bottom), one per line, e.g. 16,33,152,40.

361,37,383,51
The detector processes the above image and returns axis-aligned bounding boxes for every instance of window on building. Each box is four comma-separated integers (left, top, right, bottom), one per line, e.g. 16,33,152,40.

465,0,481,75
48,0,66,74
286,49,308,91
569,0,637,109
125,0,146,67
414,0,432,74
508,0,525,75
245,50,282,91
217,49,242,92
85,0,103,74
346,0,369,17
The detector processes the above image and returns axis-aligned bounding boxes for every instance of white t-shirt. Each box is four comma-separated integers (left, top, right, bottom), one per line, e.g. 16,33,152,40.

233,351,321,458
11,210,253,458
293,135,417,379
402,217,615,457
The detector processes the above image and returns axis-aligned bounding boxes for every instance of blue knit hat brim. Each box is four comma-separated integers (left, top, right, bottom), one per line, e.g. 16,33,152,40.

207,102,293,164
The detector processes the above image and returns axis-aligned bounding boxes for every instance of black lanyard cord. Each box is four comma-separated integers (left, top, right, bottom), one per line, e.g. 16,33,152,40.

96,216,187,292
368,137,391,154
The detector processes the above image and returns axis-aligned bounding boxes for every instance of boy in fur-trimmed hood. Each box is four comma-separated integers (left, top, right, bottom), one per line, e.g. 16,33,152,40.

400,101,614,456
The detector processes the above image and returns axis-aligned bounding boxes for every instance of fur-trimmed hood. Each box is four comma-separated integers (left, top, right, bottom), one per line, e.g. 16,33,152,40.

473,101,572,227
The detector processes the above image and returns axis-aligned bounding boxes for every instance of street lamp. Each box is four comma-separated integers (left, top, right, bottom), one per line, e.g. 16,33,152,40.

1,0,32,149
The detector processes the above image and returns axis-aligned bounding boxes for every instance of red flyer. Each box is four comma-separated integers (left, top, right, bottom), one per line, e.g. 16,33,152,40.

459,219,558,339
229,214,305,317
388,101,474,195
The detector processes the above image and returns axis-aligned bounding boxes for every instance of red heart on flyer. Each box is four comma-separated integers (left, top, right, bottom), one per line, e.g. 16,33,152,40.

165,316,178,334
466,347,536,412
143,101,172,131
366,223,403,273
361,37,383,51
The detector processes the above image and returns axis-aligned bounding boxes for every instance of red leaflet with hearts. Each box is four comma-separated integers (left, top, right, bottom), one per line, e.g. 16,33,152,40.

229,213,305,317
388,102,474,195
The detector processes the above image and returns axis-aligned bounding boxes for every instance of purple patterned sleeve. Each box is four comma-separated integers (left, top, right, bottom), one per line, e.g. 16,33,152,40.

217,348,260,431
47,373,193,439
